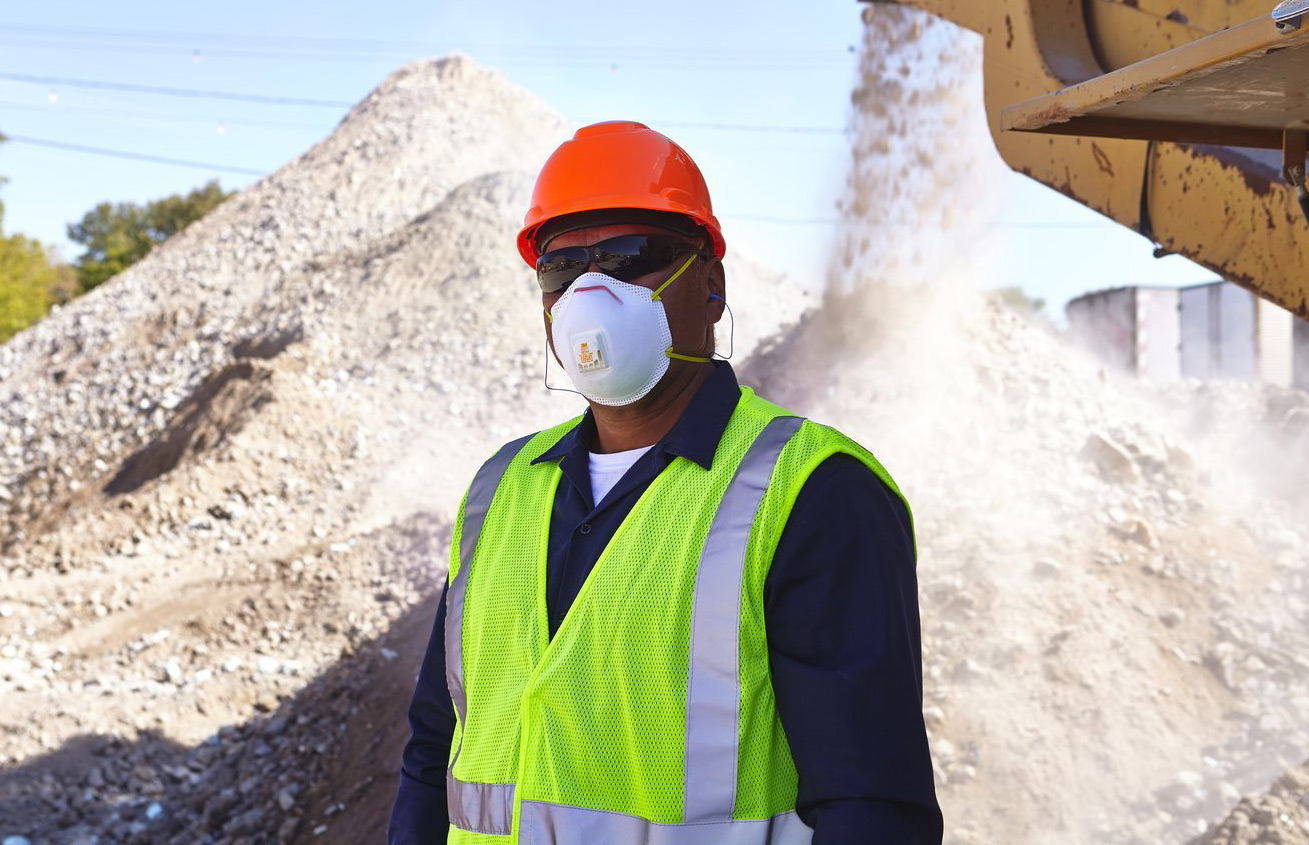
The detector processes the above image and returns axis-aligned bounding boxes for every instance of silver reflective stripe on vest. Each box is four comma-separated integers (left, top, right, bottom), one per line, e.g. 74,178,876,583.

684,415,804,824
445,432,537,833
447,774,515,836
522,801,812,845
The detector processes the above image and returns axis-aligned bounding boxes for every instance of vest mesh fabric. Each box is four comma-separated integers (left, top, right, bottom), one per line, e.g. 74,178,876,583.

735,416,910,816
449,423,575,785
446,388,911,843
516,392,774,824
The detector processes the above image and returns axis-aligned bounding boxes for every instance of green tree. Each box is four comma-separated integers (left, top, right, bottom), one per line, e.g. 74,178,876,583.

0,232,67,343
990,285,1061,334
992,286,1046,316
0,131,75,342
68,179,232,293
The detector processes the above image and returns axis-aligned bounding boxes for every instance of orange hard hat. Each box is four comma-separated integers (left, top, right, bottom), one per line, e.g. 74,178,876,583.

517,120,725,267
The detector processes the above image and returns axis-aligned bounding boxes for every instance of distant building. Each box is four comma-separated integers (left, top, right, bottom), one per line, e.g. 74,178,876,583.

1297,319,1309,391
1066,286,1181,381
1066,281,1309,390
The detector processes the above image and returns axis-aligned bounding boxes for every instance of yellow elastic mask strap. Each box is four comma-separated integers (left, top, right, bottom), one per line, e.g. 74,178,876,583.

650,254,698,302
655,253,708,363
666,347,711,363
544,305,553,324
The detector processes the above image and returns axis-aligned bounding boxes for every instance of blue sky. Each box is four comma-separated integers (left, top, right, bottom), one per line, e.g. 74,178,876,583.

0,0,1215,316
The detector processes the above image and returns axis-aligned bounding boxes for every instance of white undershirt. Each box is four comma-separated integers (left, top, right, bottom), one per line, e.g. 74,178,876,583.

588,445,654,505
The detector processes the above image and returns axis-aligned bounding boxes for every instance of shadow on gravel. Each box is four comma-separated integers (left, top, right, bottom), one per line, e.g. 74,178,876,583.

0,594,439,844
106,362,275,496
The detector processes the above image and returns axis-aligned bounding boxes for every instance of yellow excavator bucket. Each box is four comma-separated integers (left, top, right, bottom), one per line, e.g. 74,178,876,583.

875,0,1309,317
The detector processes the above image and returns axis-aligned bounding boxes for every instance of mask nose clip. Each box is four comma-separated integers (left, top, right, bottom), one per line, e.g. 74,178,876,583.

573,285,625,304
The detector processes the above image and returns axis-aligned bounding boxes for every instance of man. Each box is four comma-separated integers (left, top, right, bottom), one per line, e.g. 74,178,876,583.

389,121,941,844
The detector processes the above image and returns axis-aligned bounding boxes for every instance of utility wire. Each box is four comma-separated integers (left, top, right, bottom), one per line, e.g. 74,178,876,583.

0,138,1121,228
2,131,1113,231
723,214,842,224
0,25,850,65
0,41,851,70
722,214,1118,229
657,121,844,135
5,134,268,177
0,37,386,63
0,72,354,108
0,84,840,135
0,98,329,131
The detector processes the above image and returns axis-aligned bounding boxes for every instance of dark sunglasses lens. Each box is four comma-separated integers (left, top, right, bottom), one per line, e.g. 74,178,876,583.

594,236,678,282
536,247,589,293
536,235,690,291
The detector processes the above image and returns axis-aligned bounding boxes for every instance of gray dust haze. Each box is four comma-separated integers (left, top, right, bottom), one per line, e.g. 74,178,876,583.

0,17,1307,843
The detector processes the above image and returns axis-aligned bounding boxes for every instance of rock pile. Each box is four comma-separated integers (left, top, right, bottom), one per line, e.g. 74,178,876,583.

1,22,1307,845
0,56,808,843
746,6,1309,843
1195,760,1309,844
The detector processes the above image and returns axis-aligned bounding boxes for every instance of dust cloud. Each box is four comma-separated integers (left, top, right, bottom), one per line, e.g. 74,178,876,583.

0,20,1306,843
743,5,1309,843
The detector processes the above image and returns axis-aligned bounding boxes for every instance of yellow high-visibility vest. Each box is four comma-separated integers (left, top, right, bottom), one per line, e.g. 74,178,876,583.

443,386,910,844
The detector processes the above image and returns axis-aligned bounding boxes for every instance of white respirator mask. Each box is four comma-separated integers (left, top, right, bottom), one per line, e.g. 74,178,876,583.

546,255,709,406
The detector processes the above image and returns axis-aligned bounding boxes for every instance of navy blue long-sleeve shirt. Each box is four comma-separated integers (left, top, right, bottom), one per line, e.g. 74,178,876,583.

389,362,942,843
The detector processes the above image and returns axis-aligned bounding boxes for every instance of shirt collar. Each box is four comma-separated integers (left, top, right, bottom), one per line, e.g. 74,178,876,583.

530,361,742,471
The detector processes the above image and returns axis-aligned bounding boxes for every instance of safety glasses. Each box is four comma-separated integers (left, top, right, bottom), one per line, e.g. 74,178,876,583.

536,234,706,293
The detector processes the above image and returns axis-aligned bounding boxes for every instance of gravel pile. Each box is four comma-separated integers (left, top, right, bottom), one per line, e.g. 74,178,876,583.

0,55,572,553
0,56,809,843
746,7,1309,843
1,22,1306,845
1194,760,1309,844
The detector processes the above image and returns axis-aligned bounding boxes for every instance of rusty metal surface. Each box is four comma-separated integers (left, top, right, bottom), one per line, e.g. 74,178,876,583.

873,0,1309,315
1084,0,1278,68
1084,0,1209,70
1286,129,1308,182
1097,0,1273,33
1002,15,1309,148
1150,142,1309,317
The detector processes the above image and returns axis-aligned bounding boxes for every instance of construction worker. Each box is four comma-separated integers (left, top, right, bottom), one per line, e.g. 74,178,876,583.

388,121,942,844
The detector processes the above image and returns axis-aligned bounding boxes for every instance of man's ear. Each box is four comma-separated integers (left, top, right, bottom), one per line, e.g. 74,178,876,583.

706,260,726,323
543,300,563,366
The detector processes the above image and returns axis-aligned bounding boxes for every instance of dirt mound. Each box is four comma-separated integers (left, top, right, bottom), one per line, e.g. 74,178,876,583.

0,54,572,553
106,361,275,496
798,8,1309,842
2,18,1307,845
1192,758,1309,843
0,56,810,843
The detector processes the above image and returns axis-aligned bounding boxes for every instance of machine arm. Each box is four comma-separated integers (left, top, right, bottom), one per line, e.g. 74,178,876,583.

876,0,1309,317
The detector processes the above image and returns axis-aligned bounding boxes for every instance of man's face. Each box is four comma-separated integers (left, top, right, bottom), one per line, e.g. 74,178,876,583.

540,223,726,369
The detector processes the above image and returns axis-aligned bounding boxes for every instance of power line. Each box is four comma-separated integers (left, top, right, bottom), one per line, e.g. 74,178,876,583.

722,214,1121,229
0,98,330,131
0,24,431,52
994,221,1117,229
0,40,852,71
657,121,844,135
5,134,268,177
0,85,840,136
723,214,841,224
0,24,851,65
0,137,1124,229
0,72,354,108
0,36,384,63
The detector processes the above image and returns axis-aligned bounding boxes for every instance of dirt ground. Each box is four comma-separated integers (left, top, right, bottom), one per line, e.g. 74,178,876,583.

3,31,1309,845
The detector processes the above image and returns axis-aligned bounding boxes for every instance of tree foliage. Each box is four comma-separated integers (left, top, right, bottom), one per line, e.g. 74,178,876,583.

0,233,73,343
992,286,1046,315
68,179,232,293
0,131,76,343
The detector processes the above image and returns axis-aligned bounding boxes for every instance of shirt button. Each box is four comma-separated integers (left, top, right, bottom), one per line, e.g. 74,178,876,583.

578,523,592,535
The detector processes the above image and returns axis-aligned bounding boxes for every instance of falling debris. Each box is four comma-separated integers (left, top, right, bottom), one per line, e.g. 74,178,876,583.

0,27,1306,845
0,55,808,841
